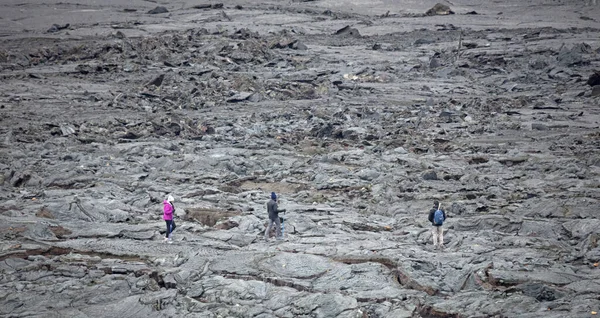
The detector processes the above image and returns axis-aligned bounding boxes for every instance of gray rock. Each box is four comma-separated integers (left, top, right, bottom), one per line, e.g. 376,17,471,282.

557,46,584,66
187,282,204,298
24,222,58,240
588,71,600,86
518,282,564,301
562,219,600,239
425,3,454,16
335,26,361,37
139,289,177,305
148,6,168,14
357,168,380,181
148,74,165,87
564,279,600,294
488,269,582,286
293,293,358,318
422,170,438,180
162,273,177,289
259,253,334,279
293,42,308,50
60,124,76,136
122,230,155,240
342,127,368,140
227,92,254,103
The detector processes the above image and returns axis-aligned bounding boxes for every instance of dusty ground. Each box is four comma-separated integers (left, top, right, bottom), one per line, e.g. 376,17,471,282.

1,0,600,317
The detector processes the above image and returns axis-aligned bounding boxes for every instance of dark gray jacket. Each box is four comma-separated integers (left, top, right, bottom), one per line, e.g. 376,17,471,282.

428,208,446,227
267,199,284,221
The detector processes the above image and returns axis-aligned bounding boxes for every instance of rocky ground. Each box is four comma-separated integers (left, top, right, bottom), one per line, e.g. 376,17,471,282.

1,0,600,317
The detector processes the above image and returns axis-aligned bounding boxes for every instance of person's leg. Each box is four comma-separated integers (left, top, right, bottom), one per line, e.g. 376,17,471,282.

168,220,174,239
439,226,444,248
264,220,273,240
165,220,171,240
275,217,282,239
431,227,438,247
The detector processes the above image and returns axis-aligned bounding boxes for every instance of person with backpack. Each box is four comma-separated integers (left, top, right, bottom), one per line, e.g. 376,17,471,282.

264,192,286,241
428,200,446,250
163,195,177,243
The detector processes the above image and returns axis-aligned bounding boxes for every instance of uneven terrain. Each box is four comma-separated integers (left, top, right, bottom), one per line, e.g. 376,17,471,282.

1,0,600,317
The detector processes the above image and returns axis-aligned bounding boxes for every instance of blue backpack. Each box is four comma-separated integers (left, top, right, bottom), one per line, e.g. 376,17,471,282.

433,209,444,225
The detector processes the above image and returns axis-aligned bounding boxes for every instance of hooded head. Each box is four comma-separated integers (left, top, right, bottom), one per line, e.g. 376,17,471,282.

271,192,277,201
167,195,174,203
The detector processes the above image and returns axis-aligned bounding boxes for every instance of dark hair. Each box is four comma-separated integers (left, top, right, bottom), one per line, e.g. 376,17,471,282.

433,200,439,207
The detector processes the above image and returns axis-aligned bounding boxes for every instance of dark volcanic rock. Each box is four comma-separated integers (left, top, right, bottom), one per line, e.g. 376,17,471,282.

2,1,600,318
147,74,165,87
425,3,454,16
47,23,69,33
588,71,600,87
192,3,223,9
422,170,438,180
335,25,361,37
148,6,168,14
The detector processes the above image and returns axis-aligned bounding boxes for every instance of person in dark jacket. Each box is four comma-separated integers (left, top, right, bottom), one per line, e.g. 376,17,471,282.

428,200,446,249
264,192,285,241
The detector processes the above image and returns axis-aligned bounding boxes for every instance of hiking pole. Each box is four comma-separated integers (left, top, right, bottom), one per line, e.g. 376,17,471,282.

281,210,286,238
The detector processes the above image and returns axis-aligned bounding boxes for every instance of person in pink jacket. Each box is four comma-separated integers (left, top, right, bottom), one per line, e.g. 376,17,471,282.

163,195,176,243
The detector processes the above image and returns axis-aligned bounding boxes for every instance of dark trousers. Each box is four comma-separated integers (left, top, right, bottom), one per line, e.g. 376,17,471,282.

264,217,281,240
165,220,176,238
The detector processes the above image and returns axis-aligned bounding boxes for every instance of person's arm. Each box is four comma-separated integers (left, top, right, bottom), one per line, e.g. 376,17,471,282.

428,209,434,223
275,201,286,213
165,204,173,218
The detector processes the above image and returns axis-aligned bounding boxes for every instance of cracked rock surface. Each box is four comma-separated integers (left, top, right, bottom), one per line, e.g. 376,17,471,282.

1,0,600,317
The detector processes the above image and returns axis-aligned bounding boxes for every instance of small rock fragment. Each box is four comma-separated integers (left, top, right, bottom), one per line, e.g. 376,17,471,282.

293,41,308,50
46,23,70,33
227,92,254,102
60,124,76,136
148,74,165,87
147,6,168,14
192,3,223,9
422,170,438,181
588,71,600,87
335,25,361,37
425,3,454,16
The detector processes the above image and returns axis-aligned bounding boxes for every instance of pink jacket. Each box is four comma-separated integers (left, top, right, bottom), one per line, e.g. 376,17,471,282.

163,200,173,220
